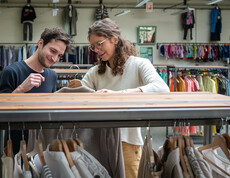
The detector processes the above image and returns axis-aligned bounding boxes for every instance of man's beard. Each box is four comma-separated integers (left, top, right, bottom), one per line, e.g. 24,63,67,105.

38,52,49,68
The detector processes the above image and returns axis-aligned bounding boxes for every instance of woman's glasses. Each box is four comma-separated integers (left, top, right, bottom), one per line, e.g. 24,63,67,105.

89,38,107,52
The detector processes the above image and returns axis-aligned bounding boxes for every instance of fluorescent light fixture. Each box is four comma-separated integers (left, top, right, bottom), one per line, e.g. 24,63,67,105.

206,0,222,5
171,7,195,15
135,0,150,8
115,10,131,17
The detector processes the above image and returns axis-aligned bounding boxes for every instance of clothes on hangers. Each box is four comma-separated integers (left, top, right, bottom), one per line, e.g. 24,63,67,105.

156,136,213,178
21,5,36,41
159,44,230,63
62,5,77,36
200,147,230,177
28,128,125,178
13,153,32,178
1,150,13,178
138,137,163,178
182,10,195,40
211,6,222,41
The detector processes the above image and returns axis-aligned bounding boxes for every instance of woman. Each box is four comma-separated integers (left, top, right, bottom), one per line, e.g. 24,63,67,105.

82,18,170,178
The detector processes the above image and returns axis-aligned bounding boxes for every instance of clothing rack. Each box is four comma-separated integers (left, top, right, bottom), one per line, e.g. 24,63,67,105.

156,42,230,49
167,65,230,91
0,92,229,138
0,92,229,176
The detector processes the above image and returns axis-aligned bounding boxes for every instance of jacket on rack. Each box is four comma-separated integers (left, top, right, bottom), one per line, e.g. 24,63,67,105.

21,5,36,23
62,5,78,36
211,7,222,33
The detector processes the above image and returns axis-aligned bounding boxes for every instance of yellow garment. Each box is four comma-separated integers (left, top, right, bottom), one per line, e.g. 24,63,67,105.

202,76,217,93
211,77,218,93
122,142,142,178
212,125,217,134
177,76,186,92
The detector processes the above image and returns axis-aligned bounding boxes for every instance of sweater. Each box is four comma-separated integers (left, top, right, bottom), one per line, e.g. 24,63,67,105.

81,56,170,145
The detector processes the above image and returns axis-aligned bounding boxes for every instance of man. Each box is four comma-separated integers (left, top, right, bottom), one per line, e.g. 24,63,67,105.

0,27,73,154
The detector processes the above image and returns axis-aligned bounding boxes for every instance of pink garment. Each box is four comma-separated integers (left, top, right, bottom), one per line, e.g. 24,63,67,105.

190,126,197,134
191,78,199,91
171,45,176,59
186,11,193,25
168,45,172,56
184,76,192,92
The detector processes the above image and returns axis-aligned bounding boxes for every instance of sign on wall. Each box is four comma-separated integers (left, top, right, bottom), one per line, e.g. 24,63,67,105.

139,46,154,63
137,26,157,45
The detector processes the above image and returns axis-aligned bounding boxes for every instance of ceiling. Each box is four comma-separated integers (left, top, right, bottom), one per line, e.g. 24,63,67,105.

1,0,230,9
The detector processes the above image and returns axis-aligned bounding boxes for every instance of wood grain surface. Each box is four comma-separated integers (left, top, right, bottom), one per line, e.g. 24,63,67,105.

0,92,230,110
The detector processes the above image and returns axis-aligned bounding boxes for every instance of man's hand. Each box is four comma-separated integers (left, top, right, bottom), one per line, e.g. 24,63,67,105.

13,73,45,93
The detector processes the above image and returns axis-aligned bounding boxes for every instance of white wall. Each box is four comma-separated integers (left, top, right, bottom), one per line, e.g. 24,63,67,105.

0,7,230,66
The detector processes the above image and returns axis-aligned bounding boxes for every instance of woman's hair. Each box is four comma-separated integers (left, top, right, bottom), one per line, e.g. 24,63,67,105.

41,27,73,53
88,18,137,75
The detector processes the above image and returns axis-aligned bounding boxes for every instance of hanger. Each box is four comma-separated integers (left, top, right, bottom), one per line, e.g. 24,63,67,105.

6,122,13,159
177,121,188,174
61,140,75,168
17,123,30,171
27,0,31,6
27,125,46,166
198,134,230,160
146,122,156,172
71,123,84,148
169,121,178,150
66,124,78,152
49,125,63,152
184,122,195,149
222,133,230,149
54,124,75,168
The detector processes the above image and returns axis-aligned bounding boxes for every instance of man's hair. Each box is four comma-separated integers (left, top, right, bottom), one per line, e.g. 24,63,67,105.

40,28,73,53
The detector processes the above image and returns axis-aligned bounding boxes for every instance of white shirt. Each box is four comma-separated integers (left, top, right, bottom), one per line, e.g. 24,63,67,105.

34,145,75,178
1,151,14,178
13,153,32,178
82,56,170,145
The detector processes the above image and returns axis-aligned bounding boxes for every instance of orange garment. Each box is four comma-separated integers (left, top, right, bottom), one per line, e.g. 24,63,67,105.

170,77,178,92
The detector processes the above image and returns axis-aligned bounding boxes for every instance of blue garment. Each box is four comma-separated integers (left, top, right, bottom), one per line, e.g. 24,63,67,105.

211,7,222,33
28,45,36,57
0,60,57,93
160,45,165,57
18,47,22,62
224,78,230,96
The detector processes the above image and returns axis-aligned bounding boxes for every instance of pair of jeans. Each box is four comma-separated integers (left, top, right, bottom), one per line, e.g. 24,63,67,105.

23,22,33,41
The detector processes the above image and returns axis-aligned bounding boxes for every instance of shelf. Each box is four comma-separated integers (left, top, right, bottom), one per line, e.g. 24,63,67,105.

53,68,88,75
51,63,93,69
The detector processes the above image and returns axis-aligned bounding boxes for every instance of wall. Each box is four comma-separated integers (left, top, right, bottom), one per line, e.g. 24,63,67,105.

0,6,230,66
